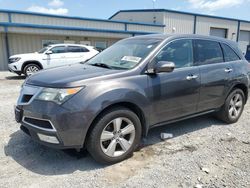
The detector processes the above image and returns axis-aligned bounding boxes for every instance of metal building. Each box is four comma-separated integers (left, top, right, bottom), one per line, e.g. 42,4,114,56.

109,9,250,54
0,9,165,70
1,9,250,71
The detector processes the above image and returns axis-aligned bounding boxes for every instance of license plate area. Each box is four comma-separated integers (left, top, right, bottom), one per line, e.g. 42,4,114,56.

15,106,23,123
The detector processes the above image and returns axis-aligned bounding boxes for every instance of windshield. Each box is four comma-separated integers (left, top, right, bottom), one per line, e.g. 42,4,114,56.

87,38,162,70
38,46,50,54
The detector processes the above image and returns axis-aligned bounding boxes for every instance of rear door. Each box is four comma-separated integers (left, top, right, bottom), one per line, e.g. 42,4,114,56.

46,45,68,67
194,39,234,111
148,39,201,124
67,46,91,64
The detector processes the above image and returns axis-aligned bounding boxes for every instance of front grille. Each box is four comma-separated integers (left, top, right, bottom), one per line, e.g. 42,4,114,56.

23,117,54,130
21,95,33,103
17,85,41,105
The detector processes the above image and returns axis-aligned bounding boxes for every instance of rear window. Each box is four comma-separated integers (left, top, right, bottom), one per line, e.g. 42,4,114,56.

221,43,240,62
194,39,224,65
68,46,89,53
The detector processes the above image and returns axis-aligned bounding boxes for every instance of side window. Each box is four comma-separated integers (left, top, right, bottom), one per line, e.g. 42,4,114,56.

153,39,193,68
68,46,89,53
50,46,67,53
194,40,223,65
221,43,240,62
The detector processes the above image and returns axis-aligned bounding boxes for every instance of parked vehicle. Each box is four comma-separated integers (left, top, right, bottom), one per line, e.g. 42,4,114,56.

15,34,250,164
245,45,250,62
8,44,99,76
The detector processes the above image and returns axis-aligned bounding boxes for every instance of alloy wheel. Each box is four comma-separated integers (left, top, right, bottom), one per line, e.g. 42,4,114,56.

100,117,135,157
26,66,39,76
228,93,243,119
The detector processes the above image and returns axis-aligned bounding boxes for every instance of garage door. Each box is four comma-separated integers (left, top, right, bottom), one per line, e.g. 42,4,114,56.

0,33,8,70
238,31,250,54
210,28,227,38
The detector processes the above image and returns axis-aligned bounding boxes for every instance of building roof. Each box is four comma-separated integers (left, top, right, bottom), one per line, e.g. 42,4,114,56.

0,9,165,27
109,9,250,24
0,9,165,36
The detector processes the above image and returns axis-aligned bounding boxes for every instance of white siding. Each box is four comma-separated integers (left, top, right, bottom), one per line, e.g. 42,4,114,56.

110,12,165,25
7,27,131,39
7,33,122,56
196,16,238,41
127,24,164,33
240,22,250,31
0,13,8,22
11,14,125,31
164,12,194,34
0,33,8,70
238,31,250,54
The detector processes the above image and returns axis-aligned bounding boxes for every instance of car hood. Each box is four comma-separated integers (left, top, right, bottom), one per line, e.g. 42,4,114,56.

26,64,122,88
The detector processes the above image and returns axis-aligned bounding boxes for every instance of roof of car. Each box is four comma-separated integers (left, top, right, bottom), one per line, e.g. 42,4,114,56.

48,44,92,47
132,34,234,43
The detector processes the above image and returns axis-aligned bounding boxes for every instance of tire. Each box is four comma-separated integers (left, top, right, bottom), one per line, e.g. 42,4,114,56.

23,64,41,77
216,89,245,124
87,107,142,164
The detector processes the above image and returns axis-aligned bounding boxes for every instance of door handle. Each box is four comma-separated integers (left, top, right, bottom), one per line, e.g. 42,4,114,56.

225,68,233,73
186,75,198,80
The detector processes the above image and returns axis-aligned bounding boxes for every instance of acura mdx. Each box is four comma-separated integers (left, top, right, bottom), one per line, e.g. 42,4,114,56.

15,34,250,164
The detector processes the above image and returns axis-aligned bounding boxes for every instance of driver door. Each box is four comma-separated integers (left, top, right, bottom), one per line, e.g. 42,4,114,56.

148,39,201,125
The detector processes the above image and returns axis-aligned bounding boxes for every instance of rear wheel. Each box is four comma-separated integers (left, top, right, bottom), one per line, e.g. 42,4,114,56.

216,89,245,123
87,107,142,164
24,64,41,77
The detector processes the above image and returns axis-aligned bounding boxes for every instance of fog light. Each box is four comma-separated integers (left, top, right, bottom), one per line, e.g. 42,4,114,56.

37,133,59,144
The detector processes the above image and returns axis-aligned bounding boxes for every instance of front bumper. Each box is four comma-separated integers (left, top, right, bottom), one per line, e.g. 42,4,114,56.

8,63,22,75
15,99,89,149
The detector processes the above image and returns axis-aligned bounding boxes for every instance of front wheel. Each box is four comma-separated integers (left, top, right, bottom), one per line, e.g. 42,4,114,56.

216,89,245,124
24,64,41,77
87,107,142,164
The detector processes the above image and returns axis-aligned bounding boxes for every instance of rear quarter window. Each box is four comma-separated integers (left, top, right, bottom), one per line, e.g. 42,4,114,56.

68,46,89,53
221,43,240,62
194,39,224,65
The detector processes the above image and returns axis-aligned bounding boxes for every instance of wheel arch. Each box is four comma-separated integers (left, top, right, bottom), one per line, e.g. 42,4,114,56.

21,61,43,73
228,83,248,104
84,101,148,147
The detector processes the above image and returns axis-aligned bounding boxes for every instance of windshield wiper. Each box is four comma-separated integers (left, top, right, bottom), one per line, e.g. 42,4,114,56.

90,63,113,69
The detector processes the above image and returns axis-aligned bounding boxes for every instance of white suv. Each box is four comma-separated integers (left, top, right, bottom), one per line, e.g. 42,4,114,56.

8,44,99,76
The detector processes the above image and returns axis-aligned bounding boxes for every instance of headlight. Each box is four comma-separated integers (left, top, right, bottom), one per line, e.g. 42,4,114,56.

9,57,21,64
36,87,83,105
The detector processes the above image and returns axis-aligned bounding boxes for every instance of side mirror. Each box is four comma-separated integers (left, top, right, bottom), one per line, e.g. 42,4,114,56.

45,50,53,55
154,61,175,73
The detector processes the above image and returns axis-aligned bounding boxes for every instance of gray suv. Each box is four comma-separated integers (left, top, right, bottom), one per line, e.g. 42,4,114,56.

15,34,250,164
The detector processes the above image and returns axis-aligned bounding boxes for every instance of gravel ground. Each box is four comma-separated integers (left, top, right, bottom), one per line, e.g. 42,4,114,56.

0,71,249,188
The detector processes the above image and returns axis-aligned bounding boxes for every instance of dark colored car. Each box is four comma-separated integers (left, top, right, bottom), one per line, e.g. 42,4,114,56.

245,45,250,62
15,34,250,164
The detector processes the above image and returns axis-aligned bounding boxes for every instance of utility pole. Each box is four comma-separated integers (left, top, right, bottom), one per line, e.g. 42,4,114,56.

153,0,156,9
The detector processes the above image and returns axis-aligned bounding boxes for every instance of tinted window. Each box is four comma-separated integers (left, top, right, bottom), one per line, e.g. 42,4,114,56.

38,46,49,54
221,43,240,62
153,39,193,68
50,46,67,53
194,40,223,65
68,46,89,53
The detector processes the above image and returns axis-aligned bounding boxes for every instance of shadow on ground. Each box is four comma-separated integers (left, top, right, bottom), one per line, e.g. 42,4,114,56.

5,75,26,80
4,114,226,176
